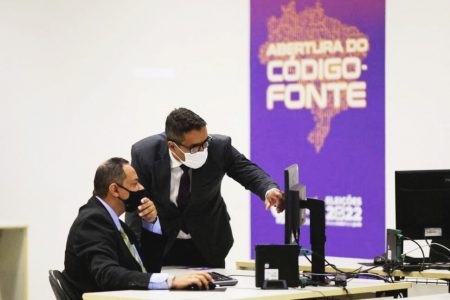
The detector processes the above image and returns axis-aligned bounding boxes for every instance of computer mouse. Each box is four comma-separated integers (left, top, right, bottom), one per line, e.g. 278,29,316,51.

185,284,200,290
185,282,216,290
207,282,216,290
374,255,386,265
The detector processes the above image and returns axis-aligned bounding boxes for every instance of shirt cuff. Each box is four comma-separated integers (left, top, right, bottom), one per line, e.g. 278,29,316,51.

265,187,279,199
148,273,172,290
142,217,162,235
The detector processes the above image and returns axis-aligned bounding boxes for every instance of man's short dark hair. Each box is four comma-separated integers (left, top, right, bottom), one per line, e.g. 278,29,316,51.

93,157,129,198
165,108,206,143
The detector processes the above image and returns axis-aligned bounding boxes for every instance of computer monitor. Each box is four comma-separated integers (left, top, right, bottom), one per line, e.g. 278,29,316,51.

395,169,450,262
284,164,306,245
284,164,326,284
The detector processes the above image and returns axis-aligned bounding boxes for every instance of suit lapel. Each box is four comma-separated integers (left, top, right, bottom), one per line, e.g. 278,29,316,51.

87,196,142,271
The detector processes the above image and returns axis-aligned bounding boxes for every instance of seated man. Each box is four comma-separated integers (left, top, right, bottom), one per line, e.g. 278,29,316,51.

62,157,213,298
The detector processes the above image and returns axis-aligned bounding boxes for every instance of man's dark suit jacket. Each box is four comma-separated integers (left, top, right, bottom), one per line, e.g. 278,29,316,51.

63,196,163,297
126,133,278,267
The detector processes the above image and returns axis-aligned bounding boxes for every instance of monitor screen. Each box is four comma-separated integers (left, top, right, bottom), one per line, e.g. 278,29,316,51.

395,169,450,241
284,164,306,245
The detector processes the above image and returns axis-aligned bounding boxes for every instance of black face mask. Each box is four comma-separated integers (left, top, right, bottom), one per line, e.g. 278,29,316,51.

116,183,146,212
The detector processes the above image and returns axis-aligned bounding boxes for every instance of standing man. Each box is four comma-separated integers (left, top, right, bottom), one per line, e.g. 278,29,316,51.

63,157,213,297
126,108,284,268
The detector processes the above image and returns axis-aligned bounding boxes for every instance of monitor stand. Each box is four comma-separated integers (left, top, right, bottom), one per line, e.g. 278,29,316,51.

301,198,326,285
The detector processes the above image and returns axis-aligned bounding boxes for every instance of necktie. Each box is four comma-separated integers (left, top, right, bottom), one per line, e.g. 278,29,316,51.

119,227,147,272
177,165,191,211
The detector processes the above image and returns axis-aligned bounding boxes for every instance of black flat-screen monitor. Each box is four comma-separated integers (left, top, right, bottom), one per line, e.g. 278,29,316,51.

284,164,306,245
395,169,450,240
396,169,450,262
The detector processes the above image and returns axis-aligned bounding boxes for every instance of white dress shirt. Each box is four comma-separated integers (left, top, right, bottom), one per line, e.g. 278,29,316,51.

168,149,192,239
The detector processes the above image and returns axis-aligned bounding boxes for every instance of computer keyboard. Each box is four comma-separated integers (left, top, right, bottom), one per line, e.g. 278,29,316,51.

209,271,238,286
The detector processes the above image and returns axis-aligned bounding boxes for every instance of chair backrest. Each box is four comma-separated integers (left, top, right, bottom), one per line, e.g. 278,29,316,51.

48,270,81,300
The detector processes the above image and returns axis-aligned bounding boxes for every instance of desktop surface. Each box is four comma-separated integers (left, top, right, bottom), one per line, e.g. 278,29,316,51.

82,267,411,300
236,257,450,281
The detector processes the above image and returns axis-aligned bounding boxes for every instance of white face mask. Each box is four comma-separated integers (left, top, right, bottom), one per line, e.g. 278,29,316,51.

174,144,208,169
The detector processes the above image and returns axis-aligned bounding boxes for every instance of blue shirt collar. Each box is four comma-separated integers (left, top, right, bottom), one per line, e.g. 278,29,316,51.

96,196,121,231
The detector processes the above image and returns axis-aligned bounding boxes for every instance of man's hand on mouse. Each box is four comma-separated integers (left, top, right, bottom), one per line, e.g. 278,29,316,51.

171,271,214,289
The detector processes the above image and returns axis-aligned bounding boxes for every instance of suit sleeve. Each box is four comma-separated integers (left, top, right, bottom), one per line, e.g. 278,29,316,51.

223,137,279,201
140,229,164,273
127,144,165,271
131,143,152,190
73,213,152,290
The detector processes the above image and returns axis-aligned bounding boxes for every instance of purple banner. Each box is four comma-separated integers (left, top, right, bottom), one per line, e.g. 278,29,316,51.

251,0,385,258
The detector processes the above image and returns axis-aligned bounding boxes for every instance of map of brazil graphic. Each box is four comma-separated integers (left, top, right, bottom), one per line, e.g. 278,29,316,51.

251,0,385,258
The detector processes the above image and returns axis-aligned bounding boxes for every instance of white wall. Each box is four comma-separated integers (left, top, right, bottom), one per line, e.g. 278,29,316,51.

0,0,449,299
385,0,450,228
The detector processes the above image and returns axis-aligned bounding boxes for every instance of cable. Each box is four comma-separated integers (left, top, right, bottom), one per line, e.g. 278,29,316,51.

303,251,359,275
303,253,313,264
403,243,429,257
428,241,450,262
301,251,394,290
301,249,398,289
359,265,380,273
403,236,426,271
342,286,351,299
430,242,450,254
402,240,450,262
351,272,390,282
400,237,450,263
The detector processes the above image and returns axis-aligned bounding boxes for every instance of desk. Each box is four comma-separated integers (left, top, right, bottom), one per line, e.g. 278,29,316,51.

82,268,411,300
236,256,368,273
0,224,28,300
237,258,450,278
236,259,450,291
401,294,450,300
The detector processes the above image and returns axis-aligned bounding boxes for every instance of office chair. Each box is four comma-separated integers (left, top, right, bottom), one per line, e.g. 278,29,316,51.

48,270,81,300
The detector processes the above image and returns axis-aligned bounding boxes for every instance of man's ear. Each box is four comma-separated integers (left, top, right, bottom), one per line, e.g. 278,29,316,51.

108,183,119,197
167,141,175,151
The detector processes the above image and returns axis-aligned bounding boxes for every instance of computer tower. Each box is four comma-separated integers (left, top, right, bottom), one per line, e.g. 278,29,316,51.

386,229,403,264
255,244,300,288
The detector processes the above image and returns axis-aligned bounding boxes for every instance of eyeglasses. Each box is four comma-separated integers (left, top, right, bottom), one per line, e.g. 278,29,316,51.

174,135,212,154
